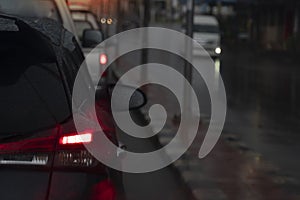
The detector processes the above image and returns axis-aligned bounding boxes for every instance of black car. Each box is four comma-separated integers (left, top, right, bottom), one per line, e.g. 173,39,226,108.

0,15,134,200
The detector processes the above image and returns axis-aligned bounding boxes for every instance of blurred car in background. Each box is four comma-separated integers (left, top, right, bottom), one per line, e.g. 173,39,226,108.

0,0,108,85
193,15,222,58
70,9,102,41
70,9,108,84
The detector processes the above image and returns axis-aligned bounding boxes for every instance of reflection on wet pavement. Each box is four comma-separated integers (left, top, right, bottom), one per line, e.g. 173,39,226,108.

113,43,300,199
221,43,300,199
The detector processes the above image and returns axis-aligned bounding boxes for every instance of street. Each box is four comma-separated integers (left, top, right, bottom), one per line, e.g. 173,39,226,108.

222,42,300,198
1,0,300,199
111,33,300,199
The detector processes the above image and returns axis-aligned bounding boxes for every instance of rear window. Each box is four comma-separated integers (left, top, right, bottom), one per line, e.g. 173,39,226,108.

193,24,219,33
0,37,70,134
74,21,93,40
0,0,61,23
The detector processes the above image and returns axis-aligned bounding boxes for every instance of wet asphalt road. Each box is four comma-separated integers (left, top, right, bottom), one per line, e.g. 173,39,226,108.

110,26,300,198
221,42,300,197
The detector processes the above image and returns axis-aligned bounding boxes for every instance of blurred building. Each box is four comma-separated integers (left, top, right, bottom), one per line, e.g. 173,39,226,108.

149,0,180,21
216,0,300,51
178,0,300,52
250,0,300,52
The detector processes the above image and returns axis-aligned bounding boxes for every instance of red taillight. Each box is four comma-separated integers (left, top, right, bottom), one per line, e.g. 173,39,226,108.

55,129,100,168
59,132,93,145
100,54,108,65
55,130,96,167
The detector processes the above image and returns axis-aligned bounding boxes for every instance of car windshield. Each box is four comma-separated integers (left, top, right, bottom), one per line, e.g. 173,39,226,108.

193,24,219,33
0,0,61,22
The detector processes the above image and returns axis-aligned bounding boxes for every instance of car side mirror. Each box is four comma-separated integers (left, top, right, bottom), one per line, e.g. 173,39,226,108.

96,85,147,111
82,29,104,48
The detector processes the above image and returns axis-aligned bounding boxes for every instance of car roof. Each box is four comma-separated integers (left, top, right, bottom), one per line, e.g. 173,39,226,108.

69,5,91,11
0,14,77,52
70,10,99,29
71,9,96,20
194,15,219,26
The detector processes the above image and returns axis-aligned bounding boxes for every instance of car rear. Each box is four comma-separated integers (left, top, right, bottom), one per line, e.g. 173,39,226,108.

0,16,120,200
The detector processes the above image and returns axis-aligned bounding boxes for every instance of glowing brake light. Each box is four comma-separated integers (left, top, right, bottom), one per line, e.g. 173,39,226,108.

100,54,108,65
56,131,97,167
59,133,92,145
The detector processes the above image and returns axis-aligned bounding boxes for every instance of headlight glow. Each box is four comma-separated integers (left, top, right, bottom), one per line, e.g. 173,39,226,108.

215,47,222,54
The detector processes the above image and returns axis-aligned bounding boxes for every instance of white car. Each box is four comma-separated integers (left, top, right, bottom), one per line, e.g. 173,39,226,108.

70,9,108,84
193,15,221,58
0,0,107,85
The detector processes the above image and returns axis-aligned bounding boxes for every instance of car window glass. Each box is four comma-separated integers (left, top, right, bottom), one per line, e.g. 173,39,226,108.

0,62,70,134
193,25,219,33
